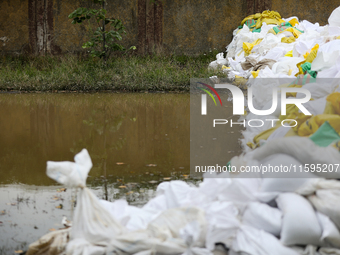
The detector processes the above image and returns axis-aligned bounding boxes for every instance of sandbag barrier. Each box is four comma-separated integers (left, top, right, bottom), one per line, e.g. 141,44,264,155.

28,7,340,255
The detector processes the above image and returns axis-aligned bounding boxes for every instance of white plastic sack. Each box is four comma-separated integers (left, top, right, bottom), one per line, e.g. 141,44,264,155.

252,137,340,178
205,201,240,250
208,53,228,70
328,6,340,27
309,190,340,229
276,193,322,246
231,225,299,255
242,202,282,236
47,149,124,254
317,212,340,248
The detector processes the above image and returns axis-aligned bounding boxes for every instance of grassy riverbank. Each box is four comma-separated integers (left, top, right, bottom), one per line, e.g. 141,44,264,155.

0,52,222,92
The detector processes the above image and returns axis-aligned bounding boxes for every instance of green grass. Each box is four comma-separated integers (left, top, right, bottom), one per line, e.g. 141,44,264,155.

0,51,223,92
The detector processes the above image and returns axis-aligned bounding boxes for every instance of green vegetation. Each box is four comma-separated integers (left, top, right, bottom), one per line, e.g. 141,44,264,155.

69,0,135,61
0,52,222,92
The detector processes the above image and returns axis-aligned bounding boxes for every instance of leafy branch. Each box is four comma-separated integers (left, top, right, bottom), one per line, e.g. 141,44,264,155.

68,0,136,61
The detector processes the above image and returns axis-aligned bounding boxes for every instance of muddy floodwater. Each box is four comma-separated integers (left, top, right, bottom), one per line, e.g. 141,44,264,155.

0,93,242,253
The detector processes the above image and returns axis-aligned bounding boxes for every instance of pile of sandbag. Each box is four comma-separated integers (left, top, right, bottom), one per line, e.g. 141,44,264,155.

27,6,340,255
27,147,340,255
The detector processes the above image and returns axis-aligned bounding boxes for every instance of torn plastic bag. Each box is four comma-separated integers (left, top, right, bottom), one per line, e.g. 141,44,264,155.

242,202,282,237
26,228,70,255
309,190,340,230
276,193,322,246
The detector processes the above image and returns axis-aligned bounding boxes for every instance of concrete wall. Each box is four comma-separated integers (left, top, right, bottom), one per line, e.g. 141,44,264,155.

0,0,339,55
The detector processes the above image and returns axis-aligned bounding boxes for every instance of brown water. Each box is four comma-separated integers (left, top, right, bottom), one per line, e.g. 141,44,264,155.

0,93,241,253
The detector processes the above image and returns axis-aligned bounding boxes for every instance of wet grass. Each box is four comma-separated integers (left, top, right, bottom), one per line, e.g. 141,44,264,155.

0,51,223,92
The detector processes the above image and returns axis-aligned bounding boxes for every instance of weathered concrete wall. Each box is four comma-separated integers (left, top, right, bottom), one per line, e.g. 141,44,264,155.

162,0,247,54
0,0,29,54
0,0,339,55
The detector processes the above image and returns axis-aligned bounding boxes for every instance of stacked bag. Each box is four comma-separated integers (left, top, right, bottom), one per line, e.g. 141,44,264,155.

28,6,340,255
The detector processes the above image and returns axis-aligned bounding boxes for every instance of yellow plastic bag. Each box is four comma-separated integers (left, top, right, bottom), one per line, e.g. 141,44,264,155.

298,114,340,136
303,44,319,62
281,36,296,43
325,92,340,115
251,70,260,78
288,18,299,27
242,39,262,56
278,27,303,38
241,10,283,29
284,50,293,57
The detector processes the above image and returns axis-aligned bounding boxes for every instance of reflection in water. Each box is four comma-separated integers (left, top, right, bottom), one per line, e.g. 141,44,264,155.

0,92,241,253
0,93,191,186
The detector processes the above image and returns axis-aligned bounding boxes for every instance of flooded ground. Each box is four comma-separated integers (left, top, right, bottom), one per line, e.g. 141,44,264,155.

0,93,242,253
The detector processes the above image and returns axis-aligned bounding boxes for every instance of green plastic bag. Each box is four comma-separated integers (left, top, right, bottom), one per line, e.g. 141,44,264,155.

273,22,292,34
310,121,340,147
290,74,316,86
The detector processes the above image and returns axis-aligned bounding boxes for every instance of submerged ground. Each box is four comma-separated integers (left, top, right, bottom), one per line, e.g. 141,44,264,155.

0,93,242,253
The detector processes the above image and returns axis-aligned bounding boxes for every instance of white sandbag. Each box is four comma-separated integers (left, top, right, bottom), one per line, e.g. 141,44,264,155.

205,201,240,250
311,50,340,72
209,53,228,70
47,149,125,254
303,97,327,116
295,179,340,196
319,247,340,255
47,149,93,188
267,126,291,141
328,26,340,36
296,81,337,99
276,193,322,246
271,57,303,75
248,78,280,109
156,180,193,208
148,207,207,248
231,225,299,255
242,202,282,237
109,207,208,255
309,190,340,229
328,6,340,27
317,57,340,78
291,245,319,255
263,47,286,61
101,199,162,231
293,40,316,57
252,137,340,179
260,153,317,178
180,221,213,255
317,212,340,248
